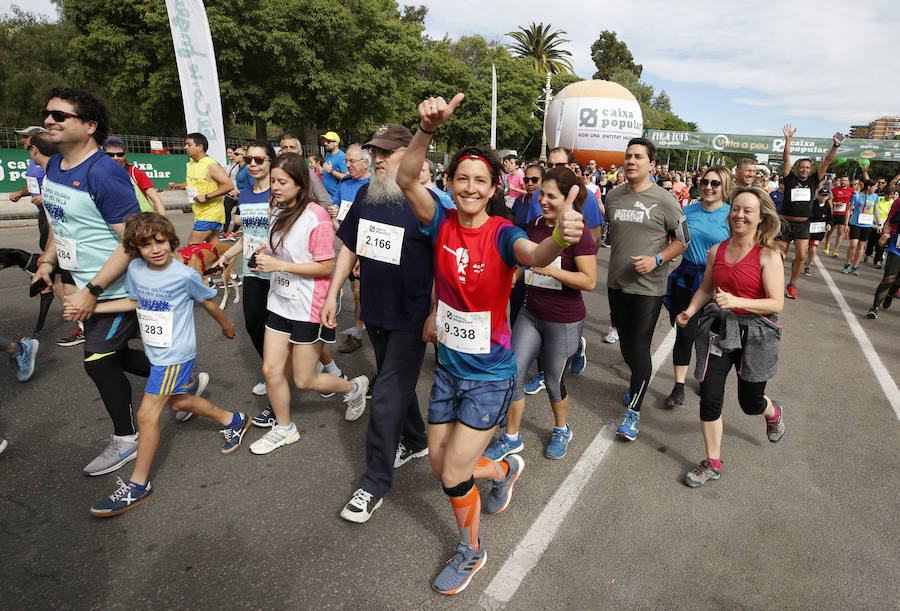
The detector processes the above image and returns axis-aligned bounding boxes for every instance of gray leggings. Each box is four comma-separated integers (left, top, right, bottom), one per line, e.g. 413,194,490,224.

512,308,583,402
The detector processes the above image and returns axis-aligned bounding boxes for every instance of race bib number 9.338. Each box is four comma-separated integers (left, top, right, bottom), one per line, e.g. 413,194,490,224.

137,309,173,348
436,301,491,354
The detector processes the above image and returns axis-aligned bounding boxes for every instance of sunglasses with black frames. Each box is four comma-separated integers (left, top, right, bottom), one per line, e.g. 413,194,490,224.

42,109,82,122
105,151,126,158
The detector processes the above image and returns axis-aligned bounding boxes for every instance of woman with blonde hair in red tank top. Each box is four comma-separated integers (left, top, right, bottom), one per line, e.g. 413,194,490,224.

675,186,786,487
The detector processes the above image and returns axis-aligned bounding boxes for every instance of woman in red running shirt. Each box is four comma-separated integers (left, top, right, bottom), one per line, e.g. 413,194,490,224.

676,186,786,488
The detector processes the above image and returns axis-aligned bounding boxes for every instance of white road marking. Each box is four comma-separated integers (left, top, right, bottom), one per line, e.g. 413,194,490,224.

481,328,677,609
817,257,900,420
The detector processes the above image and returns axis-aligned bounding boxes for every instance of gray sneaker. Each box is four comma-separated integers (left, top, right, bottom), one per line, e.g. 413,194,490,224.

343,375,369,421
175,372,209,422
83,436,139,476
484,454,524,514
684,459,722,488
766,401,785,443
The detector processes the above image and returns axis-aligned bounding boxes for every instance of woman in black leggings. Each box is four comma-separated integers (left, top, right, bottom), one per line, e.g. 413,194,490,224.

866,196,900,319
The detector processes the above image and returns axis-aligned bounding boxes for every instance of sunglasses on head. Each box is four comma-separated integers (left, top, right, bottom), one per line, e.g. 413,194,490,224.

244,156,269,165
699,178,721,188
523,176,541,184
42,109,82,122
105,151,126,158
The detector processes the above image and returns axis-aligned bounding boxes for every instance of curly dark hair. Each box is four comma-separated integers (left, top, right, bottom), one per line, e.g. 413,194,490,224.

123,212,180,260
47,88,110,145
446,146,503,186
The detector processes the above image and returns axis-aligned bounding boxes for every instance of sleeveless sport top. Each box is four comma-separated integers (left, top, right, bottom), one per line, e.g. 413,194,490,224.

713,238,764,315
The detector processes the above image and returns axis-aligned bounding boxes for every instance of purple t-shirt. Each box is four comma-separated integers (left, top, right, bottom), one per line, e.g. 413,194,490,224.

524,216,597,323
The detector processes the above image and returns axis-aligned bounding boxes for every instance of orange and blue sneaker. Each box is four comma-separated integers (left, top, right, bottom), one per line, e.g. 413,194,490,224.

432,538,486,595
785,284,798,299
485,454,524,514
616,408,640,441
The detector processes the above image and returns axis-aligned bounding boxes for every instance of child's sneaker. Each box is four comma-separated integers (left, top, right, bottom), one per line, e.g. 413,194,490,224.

250,422,300,454
220,412,250,454
90,477,152,517
432,539,486,595
252,406,275,428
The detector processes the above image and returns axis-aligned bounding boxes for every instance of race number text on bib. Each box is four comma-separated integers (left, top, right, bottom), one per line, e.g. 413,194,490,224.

137,309,173,348
54,235,81,271
790,187,811,203
436,301,491,355
857,213,874,226
524,257,563,290
272,271,300,300
26,176,40,194
336,200,354,222
244,235,266,260
356,220,404,265
809,221,827,234
186,186,199,203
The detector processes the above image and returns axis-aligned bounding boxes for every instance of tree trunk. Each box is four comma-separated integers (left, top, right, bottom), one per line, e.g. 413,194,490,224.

255,118,267,141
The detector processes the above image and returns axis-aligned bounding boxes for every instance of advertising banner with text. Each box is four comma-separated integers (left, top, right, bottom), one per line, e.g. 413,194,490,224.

643,130,900,162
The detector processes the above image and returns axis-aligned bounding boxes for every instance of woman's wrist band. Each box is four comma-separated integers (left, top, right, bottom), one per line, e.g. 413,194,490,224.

552,225,571,248
418,124,435,134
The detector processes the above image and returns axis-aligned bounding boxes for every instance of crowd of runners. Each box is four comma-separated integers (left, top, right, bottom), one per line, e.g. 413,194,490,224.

3,87,900,596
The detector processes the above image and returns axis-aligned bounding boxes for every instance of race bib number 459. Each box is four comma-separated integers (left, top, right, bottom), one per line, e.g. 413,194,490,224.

436,301,491,354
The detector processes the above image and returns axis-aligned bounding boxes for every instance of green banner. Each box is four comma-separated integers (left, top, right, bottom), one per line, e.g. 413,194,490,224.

643,130,900,162
0,149,189,191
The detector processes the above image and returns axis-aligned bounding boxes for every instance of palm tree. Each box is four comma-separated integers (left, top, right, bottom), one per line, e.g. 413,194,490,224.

506,23,574,159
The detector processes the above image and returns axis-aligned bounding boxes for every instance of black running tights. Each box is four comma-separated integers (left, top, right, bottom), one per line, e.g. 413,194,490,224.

608,288,664,412
872,252,900,308
84,348,150,436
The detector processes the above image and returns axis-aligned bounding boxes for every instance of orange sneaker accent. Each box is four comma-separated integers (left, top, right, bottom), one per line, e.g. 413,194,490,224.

474,456,509,480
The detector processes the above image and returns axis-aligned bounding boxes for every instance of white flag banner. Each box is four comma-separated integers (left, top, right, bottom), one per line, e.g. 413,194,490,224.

490,64,497,150
165,0,227,165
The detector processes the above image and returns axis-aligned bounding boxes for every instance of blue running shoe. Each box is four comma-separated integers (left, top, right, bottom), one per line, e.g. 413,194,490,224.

90,477,152,517
544,426,572,460
220,412,250,454
616,409,640,441
485,454,524,514
483,433,524,461
432,539,486,595
570,337,587,375
524,371,546,395
14,339,38,382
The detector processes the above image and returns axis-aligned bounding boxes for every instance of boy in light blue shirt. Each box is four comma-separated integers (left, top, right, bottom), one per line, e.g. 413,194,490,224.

84,212,248,518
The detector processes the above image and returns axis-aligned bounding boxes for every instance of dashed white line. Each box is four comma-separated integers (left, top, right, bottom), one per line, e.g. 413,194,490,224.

816,257,900,420
480,327,677,609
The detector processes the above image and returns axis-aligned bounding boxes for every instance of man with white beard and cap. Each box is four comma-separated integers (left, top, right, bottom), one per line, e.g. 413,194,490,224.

320,124,434,523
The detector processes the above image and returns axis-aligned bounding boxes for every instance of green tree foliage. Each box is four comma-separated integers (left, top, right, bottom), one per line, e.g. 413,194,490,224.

591,30,642,80
650,90,671,112
0,6,74,128
506,22,574,75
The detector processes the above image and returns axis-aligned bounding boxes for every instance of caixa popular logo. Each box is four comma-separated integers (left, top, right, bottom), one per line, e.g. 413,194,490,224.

579,108,599,128
579,106,638,130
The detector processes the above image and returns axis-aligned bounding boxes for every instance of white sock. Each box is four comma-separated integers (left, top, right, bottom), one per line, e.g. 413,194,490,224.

506,431,520,442
324,361,341,376
276,422,294,432
344,380,359,399
115,433,138,443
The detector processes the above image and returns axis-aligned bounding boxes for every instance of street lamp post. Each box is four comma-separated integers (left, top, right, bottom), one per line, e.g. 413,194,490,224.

539,71,552,162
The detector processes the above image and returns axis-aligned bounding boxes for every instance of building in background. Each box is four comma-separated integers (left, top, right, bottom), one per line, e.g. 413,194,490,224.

849,116,900,140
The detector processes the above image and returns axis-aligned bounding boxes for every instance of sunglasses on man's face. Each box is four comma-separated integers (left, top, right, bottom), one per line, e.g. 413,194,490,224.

699,179,721,188
547,162,568,169
523,176,541,184
244,156,269,165
105,151,126,158
42,109,82,122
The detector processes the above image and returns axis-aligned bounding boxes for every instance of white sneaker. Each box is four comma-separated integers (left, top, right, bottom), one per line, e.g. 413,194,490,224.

176,372,209,422
250,422,300,455
251,378,267,396
343,376,369,421
602,327,619,344
394,442,429,468
340,488,382,523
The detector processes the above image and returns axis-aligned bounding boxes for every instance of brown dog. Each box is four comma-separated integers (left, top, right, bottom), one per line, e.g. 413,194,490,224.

177,240,241,309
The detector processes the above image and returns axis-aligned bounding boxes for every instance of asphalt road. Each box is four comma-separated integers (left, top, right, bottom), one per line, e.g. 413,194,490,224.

1,211,897,609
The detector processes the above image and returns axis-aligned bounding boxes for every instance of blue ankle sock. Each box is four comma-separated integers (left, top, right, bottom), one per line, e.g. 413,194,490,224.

228,412,241,428
128,480,147,491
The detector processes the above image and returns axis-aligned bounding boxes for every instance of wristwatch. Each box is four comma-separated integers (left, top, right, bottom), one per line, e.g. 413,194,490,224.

86,282,104,297
654,254,664,267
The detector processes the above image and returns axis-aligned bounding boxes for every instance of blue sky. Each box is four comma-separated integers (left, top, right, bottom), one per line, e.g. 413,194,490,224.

6,0,898,140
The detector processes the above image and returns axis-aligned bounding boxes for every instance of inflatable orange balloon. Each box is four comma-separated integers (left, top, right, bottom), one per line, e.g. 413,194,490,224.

544,80,644,170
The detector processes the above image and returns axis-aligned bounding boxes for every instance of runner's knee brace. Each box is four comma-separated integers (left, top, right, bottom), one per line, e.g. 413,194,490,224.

443,476,475,498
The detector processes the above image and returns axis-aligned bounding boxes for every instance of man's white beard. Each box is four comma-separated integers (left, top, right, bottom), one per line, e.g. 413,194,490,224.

365,168,404,204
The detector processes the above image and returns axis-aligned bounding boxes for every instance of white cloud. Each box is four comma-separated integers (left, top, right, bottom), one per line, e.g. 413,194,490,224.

418,0,900,128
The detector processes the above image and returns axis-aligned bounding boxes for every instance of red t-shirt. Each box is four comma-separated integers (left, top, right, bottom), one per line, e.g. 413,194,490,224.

128,164,154,192
831,186,854,214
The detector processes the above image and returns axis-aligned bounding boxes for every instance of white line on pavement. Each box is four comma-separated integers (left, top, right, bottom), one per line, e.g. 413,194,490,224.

480,327,677,609
817,257,900,420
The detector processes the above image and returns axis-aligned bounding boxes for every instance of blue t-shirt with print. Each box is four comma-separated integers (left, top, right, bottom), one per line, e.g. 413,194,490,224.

336,185,434,332
126,258,217,366
26,159,45,198
332,176,371,223
849,192,878,227
322,149,347,197
42,149,139,298
238,187,271,279
526,188,604,227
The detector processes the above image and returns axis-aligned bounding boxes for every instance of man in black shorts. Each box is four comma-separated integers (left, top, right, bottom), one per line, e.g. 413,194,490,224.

780,125,841,299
